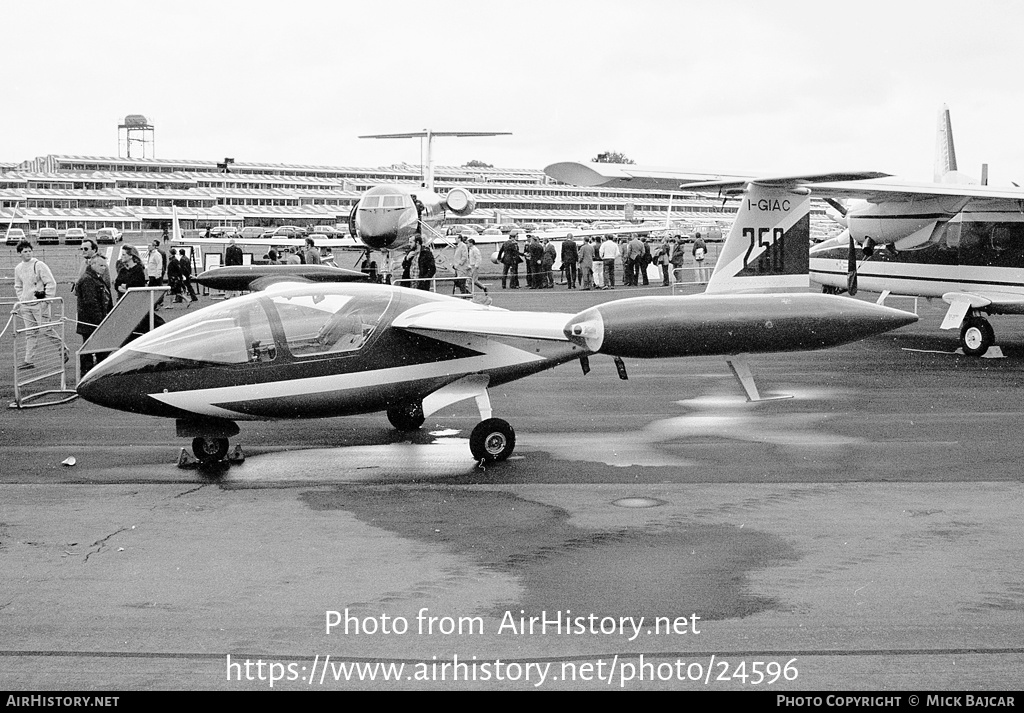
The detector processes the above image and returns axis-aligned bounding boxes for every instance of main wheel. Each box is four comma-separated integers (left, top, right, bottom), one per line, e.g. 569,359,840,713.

469,418,516,462
192,436,229,463
387,401,425,431
960,316,995,357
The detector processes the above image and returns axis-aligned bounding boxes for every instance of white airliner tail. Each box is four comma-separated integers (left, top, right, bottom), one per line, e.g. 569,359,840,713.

934,105,977,185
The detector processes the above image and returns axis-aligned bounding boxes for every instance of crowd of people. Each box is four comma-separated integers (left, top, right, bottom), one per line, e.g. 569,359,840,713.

494,231,710,290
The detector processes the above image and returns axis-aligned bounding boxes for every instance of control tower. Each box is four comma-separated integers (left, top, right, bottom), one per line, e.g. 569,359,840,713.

118,114,155,158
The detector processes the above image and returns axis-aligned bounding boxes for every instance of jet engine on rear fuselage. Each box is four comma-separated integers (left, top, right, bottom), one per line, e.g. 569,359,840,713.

350,184,478,251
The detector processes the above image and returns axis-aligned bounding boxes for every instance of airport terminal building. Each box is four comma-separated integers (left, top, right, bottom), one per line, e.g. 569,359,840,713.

0,154,754,241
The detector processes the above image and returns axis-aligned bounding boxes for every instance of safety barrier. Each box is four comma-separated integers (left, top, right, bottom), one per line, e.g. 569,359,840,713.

4,297,77,409
671,266,711,294
392,274,492,303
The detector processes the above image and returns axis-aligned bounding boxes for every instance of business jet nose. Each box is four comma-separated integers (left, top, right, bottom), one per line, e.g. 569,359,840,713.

353,186,418,250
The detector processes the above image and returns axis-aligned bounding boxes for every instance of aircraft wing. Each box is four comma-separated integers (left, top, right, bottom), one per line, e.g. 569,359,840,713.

545,162,891,191
547,161,1024,203
658,175,1024,203
544,161,752,190
172,236,364,249
392,303,572,341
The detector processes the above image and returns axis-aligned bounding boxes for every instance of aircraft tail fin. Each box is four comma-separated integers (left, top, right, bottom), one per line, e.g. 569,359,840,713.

934,104,958,182
703,182,810,294
934,105,976,184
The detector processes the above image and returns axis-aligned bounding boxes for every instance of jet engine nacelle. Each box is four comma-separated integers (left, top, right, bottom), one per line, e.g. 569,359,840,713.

444,187,477,216
564,294,918,358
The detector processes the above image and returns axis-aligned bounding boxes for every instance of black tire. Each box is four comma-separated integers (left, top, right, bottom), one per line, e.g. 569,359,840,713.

960,316,994,357
387,401,425,431
469,418,516,462
192,436,229,463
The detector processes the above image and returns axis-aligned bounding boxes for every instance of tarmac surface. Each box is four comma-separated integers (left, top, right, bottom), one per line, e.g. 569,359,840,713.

2,278,1024,691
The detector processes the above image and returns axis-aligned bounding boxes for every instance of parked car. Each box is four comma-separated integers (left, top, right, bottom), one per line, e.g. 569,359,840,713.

95,227,123,244
64,227,85,246
4,227,27,246
209,226,239,239
309,225,340,238
266,225,304,239
36,227,60,245
238,227,265,240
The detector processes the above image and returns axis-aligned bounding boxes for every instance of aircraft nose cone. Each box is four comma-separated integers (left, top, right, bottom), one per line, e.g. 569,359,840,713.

74,349,183,418
75,356,125,410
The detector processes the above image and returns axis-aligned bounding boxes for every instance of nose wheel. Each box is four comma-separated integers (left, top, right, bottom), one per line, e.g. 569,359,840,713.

469,418,516,462
192,436,229,464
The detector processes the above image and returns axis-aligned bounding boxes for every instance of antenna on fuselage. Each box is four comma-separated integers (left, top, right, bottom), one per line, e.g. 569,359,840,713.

358,131,512,191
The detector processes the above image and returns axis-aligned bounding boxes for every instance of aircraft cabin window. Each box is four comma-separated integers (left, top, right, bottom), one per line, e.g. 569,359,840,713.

123,298,276,365
272,293,391,357
382,195,409,208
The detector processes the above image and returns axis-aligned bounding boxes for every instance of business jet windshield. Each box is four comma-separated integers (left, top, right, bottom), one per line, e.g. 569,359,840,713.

125,287,394,365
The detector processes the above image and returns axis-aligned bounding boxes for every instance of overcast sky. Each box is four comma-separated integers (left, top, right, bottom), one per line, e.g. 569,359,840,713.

4,0,1024,184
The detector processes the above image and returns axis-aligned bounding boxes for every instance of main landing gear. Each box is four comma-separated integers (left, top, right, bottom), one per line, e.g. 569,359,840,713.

469,418,516,462
960,314,995,357
386,384,517,462
387,401,425,431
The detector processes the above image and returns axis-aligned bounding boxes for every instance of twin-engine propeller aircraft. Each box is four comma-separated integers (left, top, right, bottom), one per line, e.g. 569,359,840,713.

547,106,1024,356
75,182,917,466
808,107,1024,356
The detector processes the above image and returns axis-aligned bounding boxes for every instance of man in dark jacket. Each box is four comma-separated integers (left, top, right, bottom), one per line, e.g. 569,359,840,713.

561,234,579,289
415,237,436,290
225,239,243,266
497,235,520,289
527,236,545,289
76,254,113,375
177,249,199,302
167,248,184,302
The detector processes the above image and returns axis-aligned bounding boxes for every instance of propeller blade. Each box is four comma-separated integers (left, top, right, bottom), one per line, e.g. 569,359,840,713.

847,235,858,296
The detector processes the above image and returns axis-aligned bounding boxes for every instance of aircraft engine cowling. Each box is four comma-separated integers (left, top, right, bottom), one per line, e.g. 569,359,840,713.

563,294,918,358
444,187,477,216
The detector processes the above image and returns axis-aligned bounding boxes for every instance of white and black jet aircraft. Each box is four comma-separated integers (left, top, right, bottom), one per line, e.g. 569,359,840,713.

76,180,917,466
548,106,1024,356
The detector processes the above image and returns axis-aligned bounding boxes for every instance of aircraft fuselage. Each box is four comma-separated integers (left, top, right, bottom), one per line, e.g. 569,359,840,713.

812,198,1024,306
75,284,583,423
